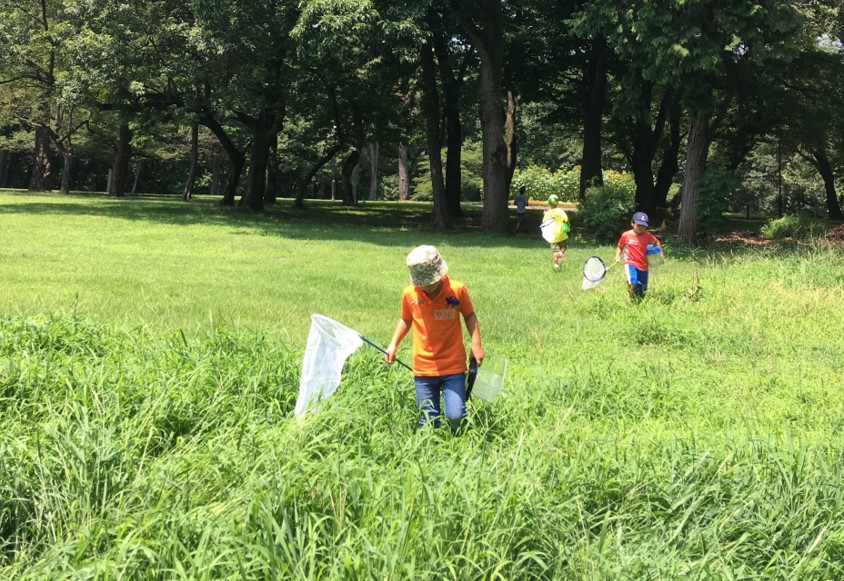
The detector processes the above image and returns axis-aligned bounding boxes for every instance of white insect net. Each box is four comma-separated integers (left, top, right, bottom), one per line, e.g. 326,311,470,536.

540,218,557,243
294,314,363,416
581,256,608,291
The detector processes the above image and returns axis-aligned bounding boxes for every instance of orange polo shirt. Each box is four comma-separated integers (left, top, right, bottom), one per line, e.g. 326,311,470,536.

400,276,475,376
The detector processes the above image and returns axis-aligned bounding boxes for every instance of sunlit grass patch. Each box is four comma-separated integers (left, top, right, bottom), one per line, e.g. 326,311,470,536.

1,192,844,577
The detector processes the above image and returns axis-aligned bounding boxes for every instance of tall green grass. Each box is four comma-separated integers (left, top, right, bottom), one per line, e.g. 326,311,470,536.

1,191,844,578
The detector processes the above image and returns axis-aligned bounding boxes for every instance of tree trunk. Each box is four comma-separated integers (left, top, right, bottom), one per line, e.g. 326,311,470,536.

342,101,365,207
630,82,673,216
183,124,198,201
200,114,244,206
631,112,657,214
243,126,273,212
435,35,464,218
0,149,8,187
444,94,463,216
579,37,608,201
210,153,222,196
239,105,285,212
264,135,278,204
109,122,133,197
60,151,73,195
504,90,517,193
678,112,712,245
222,157,244,206
811,148,843,220
352,164,361,203
296,142,342,208
340,149,360,206
132,159,143,195
29,125,53,191
631,148,656,215
458,0,509,232
368,142,379,201
654,100,682,208
398,143,410,201
421,39,450,229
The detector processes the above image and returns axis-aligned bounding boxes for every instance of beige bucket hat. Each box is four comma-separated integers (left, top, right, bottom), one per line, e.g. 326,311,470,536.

406,245,448,287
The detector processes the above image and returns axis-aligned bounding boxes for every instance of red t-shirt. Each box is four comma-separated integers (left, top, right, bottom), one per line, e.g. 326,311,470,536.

399,276,475,376
618,229,658,271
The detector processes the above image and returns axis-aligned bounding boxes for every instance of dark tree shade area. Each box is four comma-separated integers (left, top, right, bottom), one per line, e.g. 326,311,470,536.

1,0,842,241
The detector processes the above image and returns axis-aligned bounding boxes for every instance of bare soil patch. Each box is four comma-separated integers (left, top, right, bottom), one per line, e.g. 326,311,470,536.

826,224,844,242
713,230,774,246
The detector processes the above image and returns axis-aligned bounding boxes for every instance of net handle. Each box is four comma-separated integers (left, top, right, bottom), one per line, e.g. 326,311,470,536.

360,334,413,371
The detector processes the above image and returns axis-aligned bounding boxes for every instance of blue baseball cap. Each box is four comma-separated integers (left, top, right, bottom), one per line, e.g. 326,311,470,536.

632,212,649,226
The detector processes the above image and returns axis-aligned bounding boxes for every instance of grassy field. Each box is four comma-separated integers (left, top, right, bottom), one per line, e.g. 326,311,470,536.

1,190,844,579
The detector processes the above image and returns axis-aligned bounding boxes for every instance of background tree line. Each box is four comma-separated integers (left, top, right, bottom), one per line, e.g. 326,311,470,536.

1,0,842,243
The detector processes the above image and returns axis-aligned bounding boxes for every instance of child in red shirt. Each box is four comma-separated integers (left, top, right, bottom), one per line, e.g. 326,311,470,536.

615,212,663,301
385,245,483,430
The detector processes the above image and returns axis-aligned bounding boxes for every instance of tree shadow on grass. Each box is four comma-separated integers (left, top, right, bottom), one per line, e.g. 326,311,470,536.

0,191,549,250
5,191,836,257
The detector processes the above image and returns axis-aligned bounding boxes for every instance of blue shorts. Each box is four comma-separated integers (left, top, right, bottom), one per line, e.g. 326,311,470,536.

624,265,649,297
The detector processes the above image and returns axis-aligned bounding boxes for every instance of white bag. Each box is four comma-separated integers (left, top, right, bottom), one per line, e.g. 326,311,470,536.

294,314,363,416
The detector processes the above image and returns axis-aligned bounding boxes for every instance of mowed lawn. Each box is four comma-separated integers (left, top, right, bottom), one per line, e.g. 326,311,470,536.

2,190,844,578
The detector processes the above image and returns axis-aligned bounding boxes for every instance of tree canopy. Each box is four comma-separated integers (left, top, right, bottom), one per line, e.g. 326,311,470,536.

1,0,841,241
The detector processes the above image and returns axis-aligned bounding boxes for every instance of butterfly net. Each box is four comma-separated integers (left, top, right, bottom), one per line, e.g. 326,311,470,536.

295,314,363,416
581,256,608,290
539,218,557,243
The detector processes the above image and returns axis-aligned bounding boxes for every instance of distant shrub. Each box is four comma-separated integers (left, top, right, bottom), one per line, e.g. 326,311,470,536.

603,169,636,201
696,164,736,240
761,215,828,240
412,142,484,203
510,165,579,203
410,188,433,202
462,177,482,202
409,177,481,202
510,166,636,208
576,173,636,243
381,174,400,200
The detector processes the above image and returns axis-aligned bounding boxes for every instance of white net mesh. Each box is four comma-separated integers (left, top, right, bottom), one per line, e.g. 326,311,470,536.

583,256,607,281
581,256,608,290
539,218,557,243
294,314,363,416
472,353,507,402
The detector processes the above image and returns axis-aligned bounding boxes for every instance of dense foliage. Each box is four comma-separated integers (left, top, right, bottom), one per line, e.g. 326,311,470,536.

510,165,580,204
1,0,842,239
760,215,829,240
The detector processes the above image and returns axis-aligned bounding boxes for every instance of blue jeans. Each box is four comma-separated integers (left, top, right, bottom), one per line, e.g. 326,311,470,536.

414,373,466,430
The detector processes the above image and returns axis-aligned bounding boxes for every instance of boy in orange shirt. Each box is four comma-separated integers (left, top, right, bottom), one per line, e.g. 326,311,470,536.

385,245,484,430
